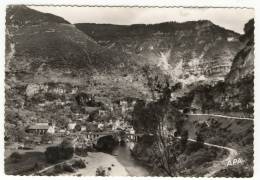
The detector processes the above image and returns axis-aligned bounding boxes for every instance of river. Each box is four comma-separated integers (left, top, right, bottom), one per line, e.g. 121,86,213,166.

110,142,152,176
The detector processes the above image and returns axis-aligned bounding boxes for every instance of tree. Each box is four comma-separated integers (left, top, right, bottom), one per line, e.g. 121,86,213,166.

74,124,81,132
180,130,189,151
59,139,74,159
138,65,184,176
45,146,60,163
14,128,27,142
45,139,75,163
195,132,204,150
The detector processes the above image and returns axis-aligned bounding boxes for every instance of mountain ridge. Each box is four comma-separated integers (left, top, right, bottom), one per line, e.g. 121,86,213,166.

6,5,135,86
75,20,242,84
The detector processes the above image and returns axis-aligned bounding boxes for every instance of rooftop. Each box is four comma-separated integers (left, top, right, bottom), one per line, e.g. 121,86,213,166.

28,125,49,130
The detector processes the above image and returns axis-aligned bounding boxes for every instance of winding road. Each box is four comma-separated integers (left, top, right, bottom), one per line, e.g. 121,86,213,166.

174,135,238,176
187,138,238,177
185,113,251,176
186,113,253,121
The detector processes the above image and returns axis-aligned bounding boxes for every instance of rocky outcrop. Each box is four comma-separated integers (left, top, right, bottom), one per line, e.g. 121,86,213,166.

226,19,254,83
182,19,254,114
76,21,242,84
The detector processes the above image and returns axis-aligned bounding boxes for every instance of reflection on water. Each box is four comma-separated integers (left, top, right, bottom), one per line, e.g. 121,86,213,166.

110,142,151,176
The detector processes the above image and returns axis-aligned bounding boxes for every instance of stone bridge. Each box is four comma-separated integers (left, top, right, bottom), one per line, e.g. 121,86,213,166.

82,131,144,144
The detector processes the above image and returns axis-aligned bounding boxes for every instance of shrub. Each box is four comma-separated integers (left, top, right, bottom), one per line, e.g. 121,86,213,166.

195,132,204,149
75,147,88,157
72,159,86,169
63,163,75,173
180,130,189,150
53,164,63,174
74,124,81,132
96,166,107,176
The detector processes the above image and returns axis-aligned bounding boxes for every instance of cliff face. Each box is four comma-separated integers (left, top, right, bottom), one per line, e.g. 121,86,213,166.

181,19,254,114
226,19,254,83
76,21,242,84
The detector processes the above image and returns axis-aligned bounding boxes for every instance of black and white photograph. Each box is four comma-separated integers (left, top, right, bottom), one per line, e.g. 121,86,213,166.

4,4,254,177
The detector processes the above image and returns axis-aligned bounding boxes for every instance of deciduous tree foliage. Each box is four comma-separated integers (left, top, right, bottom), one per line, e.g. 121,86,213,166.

45,139,74,163
132,65,185,176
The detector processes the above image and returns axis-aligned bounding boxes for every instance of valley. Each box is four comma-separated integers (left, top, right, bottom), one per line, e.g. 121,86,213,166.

4,5,254,177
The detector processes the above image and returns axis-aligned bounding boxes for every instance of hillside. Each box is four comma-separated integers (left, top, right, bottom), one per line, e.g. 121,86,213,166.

76,21,242,84
6,5,70,26
5,6,152,140
6,5,133,86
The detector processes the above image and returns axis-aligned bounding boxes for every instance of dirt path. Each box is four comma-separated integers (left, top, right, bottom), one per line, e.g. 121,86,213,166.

187,113,253,121
31,159,70,175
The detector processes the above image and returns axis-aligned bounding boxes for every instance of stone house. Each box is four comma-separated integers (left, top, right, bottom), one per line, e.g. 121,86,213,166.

27,123,55,135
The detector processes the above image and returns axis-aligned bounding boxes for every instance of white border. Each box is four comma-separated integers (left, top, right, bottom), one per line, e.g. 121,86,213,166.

0,0,259,180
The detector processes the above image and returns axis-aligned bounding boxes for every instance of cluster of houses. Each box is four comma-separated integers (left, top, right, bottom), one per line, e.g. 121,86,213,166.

23,96,139,150
25,83,79,98
26,117,134,141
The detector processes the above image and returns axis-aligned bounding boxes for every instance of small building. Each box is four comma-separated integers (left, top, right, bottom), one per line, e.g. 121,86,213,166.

68,122,77,130
98,110,106,116
81,125,87,131
59,129,66,133
27,123,54,135
97,123,104,131
47,125,56,134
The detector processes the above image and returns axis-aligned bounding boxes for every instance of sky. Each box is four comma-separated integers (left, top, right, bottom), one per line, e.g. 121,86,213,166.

29,6,254,34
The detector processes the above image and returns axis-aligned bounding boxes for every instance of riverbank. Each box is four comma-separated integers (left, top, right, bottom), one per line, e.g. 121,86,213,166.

111,143,151,176
62,152,128,176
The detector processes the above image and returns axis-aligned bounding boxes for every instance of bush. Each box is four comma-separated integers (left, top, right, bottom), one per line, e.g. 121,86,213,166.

53,164,64,174
63,163,75,173
180,130,189,150
72,159,86,169
195,132,204,149
75,147,88,157
74,124,81,132
96,166,107,176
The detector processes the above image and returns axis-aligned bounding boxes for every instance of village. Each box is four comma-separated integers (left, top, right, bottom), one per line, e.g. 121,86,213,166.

6,94,137,148
4,89,143,175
